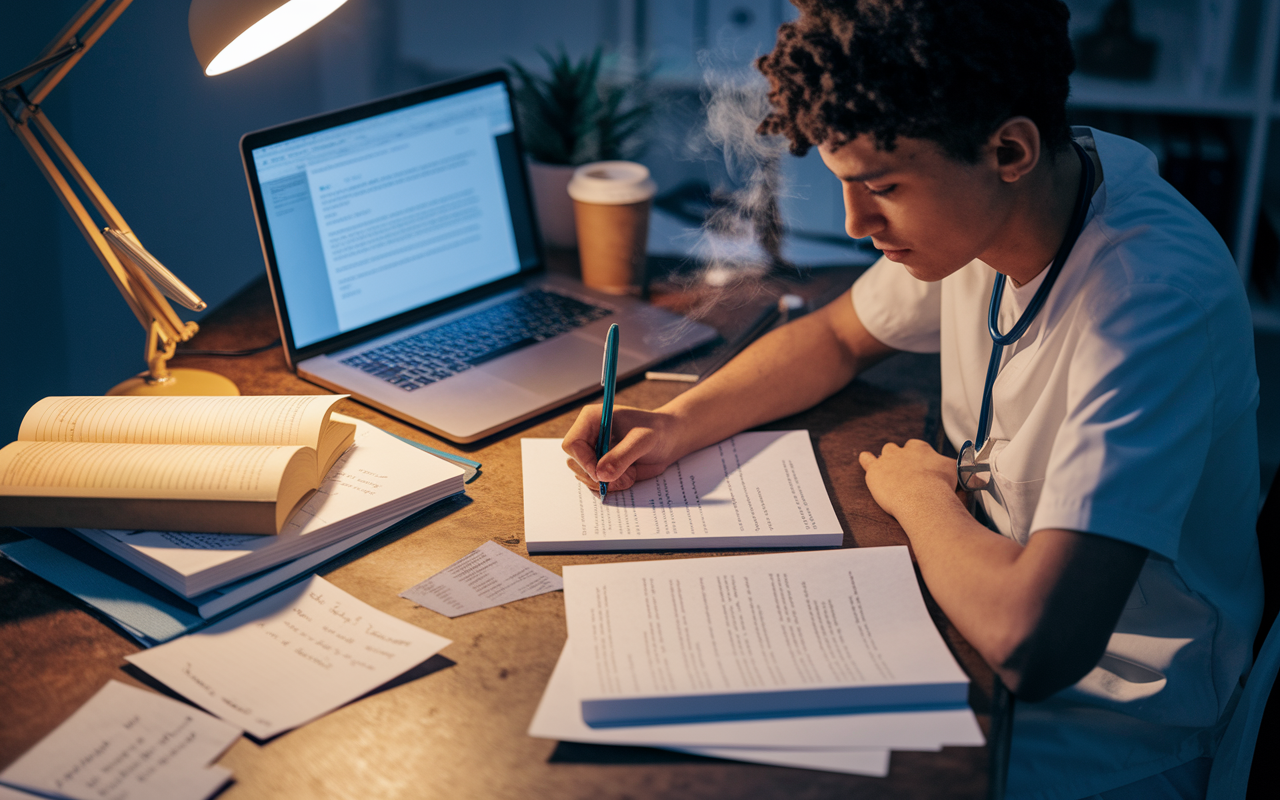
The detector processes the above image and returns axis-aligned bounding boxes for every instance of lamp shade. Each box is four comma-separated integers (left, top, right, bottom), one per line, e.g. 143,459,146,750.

189,0,349,76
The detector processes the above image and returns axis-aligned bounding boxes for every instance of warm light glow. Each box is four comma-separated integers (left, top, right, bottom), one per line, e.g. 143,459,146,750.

204,0,348,76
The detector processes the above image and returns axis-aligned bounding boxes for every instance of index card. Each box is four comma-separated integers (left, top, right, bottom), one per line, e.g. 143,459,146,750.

125,575,451,739
0,680,240,800
399,541,562,617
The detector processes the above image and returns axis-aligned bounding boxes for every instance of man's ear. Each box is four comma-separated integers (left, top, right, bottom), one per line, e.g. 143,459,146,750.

989,117,1041,184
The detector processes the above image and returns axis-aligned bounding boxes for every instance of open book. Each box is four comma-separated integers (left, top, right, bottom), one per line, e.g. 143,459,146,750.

65,415,467,598
0,395,355,535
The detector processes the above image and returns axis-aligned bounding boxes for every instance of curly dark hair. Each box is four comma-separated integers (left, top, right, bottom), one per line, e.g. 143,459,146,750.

756,0,1074,162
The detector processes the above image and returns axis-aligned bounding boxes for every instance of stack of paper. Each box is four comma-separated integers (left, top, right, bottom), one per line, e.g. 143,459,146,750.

529,546,984,776
69,416,465,596
0,417,468,645
522,430,844,553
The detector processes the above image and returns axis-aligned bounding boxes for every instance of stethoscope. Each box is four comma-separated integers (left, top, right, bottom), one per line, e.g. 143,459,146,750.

956,140,1096,491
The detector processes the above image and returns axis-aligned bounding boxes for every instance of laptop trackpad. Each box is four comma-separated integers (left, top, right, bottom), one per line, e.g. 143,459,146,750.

482,335,606,397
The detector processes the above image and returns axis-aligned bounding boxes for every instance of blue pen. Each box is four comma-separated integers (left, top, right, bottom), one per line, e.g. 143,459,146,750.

596,323,620,499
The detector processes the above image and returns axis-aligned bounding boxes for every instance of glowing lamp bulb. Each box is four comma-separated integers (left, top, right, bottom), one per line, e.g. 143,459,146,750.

190,0,349,76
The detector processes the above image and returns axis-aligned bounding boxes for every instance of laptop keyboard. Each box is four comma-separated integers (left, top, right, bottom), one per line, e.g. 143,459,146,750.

339,289,613,391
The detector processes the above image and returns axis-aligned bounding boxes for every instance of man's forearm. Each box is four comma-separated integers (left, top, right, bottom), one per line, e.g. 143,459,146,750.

658,291,893,459
891,485,1144,699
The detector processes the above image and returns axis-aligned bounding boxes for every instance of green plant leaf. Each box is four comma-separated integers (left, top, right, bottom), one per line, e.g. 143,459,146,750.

508,45,653,166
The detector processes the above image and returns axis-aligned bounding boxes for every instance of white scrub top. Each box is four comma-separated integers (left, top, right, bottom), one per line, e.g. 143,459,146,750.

851,128,1263,800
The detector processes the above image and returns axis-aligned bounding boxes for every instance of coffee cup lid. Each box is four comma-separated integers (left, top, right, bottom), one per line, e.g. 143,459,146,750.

567,161,657,205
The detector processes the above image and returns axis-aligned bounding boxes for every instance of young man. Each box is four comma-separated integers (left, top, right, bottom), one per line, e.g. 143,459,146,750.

561,1,1263,797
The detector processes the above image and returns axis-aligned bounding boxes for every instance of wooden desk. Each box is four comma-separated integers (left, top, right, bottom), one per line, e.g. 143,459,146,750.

0,263,996,799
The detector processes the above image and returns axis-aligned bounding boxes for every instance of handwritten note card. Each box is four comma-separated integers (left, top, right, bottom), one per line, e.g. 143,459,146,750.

400,541,563,617
125,575,451,739
0,680,241,800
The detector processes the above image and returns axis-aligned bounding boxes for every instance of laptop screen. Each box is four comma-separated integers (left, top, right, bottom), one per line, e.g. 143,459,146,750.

246,77,540,350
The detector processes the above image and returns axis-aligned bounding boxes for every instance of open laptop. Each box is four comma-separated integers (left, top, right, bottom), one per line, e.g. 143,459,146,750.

241,71,715,443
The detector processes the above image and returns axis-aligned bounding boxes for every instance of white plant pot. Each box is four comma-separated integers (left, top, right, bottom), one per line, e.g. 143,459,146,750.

527,160,578,249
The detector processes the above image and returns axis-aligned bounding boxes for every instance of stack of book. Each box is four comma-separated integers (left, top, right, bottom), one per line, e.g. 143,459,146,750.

529,546,986,776
0,395,471,645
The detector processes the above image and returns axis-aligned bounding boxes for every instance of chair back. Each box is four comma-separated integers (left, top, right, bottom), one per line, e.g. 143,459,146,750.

1205,468,1280,800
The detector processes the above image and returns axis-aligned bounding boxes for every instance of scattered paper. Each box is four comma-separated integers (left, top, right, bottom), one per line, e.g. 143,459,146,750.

0,680,240,800
125,575,450,739
522,430,844,552
528,639,983,751
400,541,562,617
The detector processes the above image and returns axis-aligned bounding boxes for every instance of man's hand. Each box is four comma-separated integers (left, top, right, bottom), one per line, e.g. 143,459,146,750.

561,404,685,493
858,439,957,524
858,438,1149,700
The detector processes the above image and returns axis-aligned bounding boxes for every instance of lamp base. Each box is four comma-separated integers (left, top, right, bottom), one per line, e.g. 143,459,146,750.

107,368,239,397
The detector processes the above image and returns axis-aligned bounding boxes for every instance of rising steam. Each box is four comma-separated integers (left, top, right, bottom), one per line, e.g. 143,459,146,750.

694,60,790,283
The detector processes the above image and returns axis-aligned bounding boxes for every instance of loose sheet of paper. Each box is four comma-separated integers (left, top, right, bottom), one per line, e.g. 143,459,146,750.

528,639,983,750
126,575,451,739
400,541,562,617
522,430,843,551
563,546,970,724
0,680,241,800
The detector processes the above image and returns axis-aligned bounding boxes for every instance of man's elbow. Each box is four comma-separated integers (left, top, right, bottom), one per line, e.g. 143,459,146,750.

993,631,1109,702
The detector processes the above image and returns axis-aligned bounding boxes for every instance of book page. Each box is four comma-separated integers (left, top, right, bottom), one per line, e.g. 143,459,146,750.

73,417,466,588
126,575,451,739
0,441,300,501
0,680,240,800
563,547,968,704
522,431,842,550
18,395,344,447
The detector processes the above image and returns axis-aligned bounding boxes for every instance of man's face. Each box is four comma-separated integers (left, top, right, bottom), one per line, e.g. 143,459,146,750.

818,134,1010,282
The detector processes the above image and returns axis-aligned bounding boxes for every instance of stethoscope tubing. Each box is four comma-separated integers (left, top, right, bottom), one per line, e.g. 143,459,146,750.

972,140,1096,450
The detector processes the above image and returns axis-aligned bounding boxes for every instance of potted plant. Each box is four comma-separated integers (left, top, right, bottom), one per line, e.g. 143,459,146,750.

508,46,653,248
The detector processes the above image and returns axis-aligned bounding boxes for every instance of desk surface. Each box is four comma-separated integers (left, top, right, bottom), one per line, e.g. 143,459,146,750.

0,261,992,799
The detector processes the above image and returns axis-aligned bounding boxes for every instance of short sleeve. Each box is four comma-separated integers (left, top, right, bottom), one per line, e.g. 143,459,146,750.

851,257,943,353
1031,282,1215,560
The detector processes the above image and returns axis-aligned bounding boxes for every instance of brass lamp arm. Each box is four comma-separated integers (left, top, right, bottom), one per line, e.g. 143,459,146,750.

0,40,83,93
3,0,206,389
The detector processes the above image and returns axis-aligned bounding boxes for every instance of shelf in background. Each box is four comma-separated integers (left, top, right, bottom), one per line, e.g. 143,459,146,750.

1071,77,1258,117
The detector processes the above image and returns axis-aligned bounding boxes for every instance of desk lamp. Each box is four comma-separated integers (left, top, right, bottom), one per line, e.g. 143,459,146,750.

1,0,349,396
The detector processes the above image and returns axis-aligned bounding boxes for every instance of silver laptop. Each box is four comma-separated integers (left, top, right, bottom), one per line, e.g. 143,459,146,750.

241,71,715,443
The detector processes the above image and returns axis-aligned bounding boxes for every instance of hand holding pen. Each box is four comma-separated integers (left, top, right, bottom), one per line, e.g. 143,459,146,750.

595,323,620,499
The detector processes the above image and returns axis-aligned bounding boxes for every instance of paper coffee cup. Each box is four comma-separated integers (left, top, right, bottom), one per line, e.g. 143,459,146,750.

568,161,657,294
